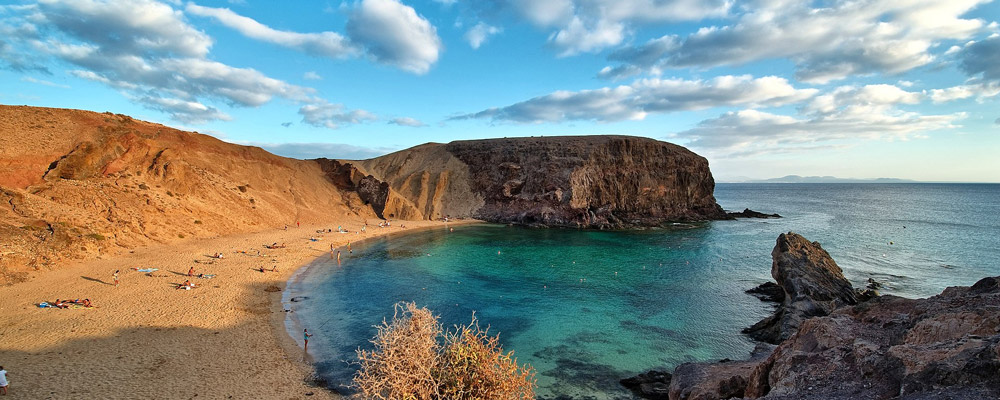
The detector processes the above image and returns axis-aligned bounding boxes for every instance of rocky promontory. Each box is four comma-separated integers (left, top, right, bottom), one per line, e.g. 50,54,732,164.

353,135,726,228
625,232,1000,400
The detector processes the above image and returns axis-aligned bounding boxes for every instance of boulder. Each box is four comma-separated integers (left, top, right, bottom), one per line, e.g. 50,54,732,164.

743,232,858,344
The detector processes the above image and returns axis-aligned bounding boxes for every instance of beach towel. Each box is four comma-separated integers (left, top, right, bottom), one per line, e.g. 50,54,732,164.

197,274,217,279
38,302,52,308
135,268,158,272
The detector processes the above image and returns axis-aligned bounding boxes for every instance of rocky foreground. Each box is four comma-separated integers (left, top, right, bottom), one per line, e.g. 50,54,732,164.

623,232,1000,400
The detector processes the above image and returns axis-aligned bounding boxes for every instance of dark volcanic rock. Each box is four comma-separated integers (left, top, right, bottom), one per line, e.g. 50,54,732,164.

747,282,785,303
620,370,672,400
743,232,859,344
356,136,726,228
727,208,781,219
315,159,392,218
659,233,1000,400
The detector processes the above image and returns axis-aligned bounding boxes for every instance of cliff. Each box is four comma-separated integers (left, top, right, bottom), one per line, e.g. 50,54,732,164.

0,106,728,284
356,136,726,228
0,105,378,283
624,233,1000,400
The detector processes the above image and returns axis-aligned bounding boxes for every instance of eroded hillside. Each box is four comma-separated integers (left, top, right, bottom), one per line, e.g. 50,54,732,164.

0,105,375,283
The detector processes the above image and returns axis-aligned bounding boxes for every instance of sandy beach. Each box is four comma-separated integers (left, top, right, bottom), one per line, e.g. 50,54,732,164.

0,217,468,399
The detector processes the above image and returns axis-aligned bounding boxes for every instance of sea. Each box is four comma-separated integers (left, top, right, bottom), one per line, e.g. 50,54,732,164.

285,183,1000,399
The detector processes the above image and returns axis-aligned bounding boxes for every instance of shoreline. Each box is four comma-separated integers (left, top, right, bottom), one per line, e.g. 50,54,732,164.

274,219,485,396
0,217,476,399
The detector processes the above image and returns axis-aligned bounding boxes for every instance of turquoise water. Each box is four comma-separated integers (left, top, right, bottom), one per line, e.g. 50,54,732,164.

287,183,1000,399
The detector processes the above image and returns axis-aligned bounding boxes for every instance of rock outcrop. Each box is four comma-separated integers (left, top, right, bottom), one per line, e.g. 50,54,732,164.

726,208,781,219
743,233,859,344
357,136,726,228
626,232,1000,400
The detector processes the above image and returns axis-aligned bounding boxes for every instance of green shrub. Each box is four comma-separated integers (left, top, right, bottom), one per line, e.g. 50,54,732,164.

86,233,106,241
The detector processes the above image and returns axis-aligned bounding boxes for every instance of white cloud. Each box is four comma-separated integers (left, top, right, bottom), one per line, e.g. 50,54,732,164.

464,22,501,49
346,0,442,74
39,0,213,57
928,83,1000,103
603,0,992,83
186,4,357,59
21,75,69,88
388,117,426,127
136,95,231,124
299,100,377,129
454,75,817,123
0,0,371,129
677,84,964,157
303,71,322,80
509,0,729,56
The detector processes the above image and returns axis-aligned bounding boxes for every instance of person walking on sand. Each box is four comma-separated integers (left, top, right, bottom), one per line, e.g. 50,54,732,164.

113,270,120,287
348,241,352,254
188,266,195,277
0,365,9,395
304,329,313,351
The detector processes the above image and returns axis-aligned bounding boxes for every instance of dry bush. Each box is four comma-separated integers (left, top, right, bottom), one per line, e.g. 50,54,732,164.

353,302,536,400
438,314,536,399
354,302,443,400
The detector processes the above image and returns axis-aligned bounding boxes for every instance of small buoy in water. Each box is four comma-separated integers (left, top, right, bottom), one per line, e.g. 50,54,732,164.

614,271,618,276
498,250,501,255
543,285,547,289
890,241,893,245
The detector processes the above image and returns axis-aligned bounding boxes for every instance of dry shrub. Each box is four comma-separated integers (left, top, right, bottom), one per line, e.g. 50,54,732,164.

438,314,536,399
354,302,536,400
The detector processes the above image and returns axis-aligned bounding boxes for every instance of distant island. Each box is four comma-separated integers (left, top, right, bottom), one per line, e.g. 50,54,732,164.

721,175,917,183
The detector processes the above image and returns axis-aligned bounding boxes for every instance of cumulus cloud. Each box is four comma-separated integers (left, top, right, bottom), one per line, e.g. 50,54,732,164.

41,0,212,58
601,0,992,83
256,142,398,160
676,85,964,156
388,117,426,127
299,100,377,129
346,0,442,74
303,71,322,80
453,75,817,123
464,22,501,49
136,95,231,124
0,0,372,128
186,3,357,59
508,0,729,56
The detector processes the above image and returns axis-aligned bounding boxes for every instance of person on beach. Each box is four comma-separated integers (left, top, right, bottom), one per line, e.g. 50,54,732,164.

0,365,9,395
337,250,341,262
113,270,120,287
188,266,195,277
348,241,352,254
304,329,313,351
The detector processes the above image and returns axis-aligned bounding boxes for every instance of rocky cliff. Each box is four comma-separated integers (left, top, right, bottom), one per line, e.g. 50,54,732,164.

357,136,726,228
624,232,1000,400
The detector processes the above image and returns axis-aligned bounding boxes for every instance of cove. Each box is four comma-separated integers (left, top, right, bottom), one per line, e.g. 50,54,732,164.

286,223,774,399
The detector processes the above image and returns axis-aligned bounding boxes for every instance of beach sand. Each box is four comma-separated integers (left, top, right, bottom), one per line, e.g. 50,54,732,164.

0,218,468,399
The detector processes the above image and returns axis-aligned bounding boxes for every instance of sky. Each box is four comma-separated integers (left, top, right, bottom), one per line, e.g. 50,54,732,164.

1,0,999,182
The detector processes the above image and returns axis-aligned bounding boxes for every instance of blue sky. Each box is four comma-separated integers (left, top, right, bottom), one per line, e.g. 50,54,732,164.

1,0,998,182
